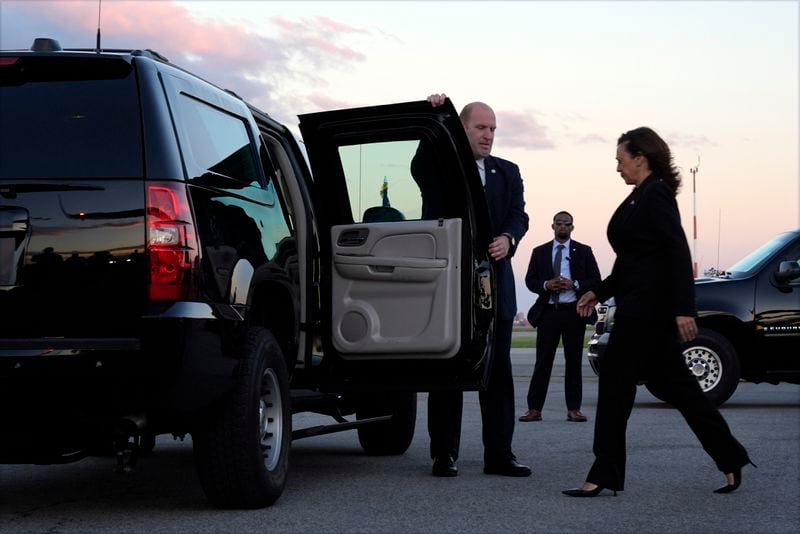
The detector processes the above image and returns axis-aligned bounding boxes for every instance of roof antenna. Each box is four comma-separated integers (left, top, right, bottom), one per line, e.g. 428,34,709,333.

95,0,102,53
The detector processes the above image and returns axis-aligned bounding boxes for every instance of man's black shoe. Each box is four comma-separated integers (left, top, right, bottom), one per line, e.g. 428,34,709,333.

483,458,532,477
432,455,458,477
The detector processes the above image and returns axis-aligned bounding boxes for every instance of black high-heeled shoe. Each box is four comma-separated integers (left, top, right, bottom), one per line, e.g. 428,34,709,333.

714,461,756,494
562,485,617,497
713,468,741,494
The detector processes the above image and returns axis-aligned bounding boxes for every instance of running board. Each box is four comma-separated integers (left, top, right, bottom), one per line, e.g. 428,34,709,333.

292,415,392,441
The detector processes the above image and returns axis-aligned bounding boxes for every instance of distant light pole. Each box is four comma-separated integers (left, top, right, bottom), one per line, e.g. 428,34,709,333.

716,208,722,272
690,157,700,277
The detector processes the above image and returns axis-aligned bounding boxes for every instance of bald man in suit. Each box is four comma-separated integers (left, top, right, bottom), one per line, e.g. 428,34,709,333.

423,95,531,478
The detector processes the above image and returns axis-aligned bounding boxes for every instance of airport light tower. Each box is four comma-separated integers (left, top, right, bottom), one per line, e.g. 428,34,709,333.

690,157,700,277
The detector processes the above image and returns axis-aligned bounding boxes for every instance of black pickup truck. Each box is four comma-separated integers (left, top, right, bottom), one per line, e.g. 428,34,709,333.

587,229,800,405
0,39,498,508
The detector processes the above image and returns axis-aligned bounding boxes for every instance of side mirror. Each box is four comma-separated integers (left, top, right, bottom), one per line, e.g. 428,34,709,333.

775,260,800,284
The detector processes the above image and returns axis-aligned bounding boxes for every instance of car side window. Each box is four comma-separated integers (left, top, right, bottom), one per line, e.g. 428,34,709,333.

302,117,474,229
338,140,418,222
176,94,262,186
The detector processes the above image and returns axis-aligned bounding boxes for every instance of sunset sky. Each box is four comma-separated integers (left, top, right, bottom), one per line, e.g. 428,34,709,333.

3,0,797,311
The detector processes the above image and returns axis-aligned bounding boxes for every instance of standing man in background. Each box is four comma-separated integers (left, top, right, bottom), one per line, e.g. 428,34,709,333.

425,94,531,478
520,211,601,423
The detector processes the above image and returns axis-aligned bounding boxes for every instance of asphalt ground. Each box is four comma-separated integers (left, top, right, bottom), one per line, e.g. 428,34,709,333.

3,346,798,533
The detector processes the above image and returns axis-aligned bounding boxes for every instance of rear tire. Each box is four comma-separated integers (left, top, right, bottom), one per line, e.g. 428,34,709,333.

193,327,291,509
356,392,417,455
682,328,741,406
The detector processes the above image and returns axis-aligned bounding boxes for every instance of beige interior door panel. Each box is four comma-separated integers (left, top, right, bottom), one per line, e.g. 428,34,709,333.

331,218,461,359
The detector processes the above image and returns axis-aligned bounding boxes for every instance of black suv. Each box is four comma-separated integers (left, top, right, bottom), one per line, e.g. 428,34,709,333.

587,229,800,405
0,39,498,508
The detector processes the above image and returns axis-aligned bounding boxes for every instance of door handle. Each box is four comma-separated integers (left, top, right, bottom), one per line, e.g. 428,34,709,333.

337,228,369,247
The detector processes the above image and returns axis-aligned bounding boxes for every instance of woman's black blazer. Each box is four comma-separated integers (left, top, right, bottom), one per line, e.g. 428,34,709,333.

594,174,696,322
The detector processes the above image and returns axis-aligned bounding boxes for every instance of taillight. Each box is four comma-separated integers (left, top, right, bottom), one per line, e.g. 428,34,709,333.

0,57,20,67
146,182,198,300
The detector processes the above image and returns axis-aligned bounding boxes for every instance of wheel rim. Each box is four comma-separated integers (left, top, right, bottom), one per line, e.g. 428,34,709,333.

259,368,284,471
683,345,723,393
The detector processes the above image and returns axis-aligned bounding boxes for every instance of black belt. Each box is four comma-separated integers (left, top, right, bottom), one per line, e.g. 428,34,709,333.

546,301,577,310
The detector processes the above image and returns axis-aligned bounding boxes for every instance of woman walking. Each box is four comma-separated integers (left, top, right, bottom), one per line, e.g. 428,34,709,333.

563,127,753,497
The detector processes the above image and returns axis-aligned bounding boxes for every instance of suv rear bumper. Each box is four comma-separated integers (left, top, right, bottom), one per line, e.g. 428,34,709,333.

0,309,240,441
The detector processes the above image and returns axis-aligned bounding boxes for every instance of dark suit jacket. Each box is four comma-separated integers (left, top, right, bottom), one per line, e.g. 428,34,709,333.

484,155,529,321
594,174,696,321
525,238,601,327
411,146,528,322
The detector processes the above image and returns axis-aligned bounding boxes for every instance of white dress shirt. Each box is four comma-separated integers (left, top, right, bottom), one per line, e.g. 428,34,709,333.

476,158,486,187
548,239,577,304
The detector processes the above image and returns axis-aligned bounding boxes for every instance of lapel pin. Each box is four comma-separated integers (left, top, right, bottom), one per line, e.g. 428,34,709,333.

491,169,496,173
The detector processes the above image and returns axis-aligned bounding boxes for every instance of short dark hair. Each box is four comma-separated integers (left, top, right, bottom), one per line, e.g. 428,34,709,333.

553,210,573,223
618,127,681,194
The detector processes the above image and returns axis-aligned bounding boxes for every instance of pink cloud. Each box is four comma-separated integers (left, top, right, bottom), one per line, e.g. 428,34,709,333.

313,16,370,35
271,15,367,64
272,16,307,33
307,93,358,112
553,111,589,122
666,132,717,149
576,133,609,144
301,36,366,62
495,111,555,150
6,1,368,124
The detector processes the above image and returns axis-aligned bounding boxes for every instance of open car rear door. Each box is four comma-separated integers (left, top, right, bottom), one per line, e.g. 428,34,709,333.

299,99,495,392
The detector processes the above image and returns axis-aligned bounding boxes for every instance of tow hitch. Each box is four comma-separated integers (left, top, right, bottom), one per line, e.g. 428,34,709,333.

112,413,146,473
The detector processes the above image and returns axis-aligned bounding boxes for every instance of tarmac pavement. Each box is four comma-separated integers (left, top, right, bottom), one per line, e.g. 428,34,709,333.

2,348,798,534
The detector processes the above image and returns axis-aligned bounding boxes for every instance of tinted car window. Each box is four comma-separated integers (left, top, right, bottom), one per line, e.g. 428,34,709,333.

728,231,796,274
177,94,261,186
0,57,142,179
337,138,457,223
339,140,421,222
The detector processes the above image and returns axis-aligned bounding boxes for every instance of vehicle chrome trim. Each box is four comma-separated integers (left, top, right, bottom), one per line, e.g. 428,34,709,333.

142,301,218,319
0,337,141,355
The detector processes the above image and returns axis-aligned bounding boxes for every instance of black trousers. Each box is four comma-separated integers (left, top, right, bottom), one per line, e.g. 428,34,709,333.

526,303,587,411
428,317,516,463
587,317,750,491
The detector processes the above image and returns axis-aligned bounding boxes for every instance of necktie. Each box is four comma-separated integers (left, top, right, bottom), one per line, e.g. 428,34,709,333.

553,244,564,303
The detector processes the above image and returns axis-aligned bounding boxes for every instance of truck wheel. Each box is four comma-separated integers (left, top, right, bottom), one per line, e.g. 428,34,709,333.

193,328,291,509
356,392,417,455
683,328,741,406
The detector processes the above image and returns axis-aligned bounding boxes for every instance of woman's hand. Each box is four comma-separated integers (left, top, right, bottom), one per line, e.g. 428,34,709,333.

676,316,698,343
576,291,598,318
